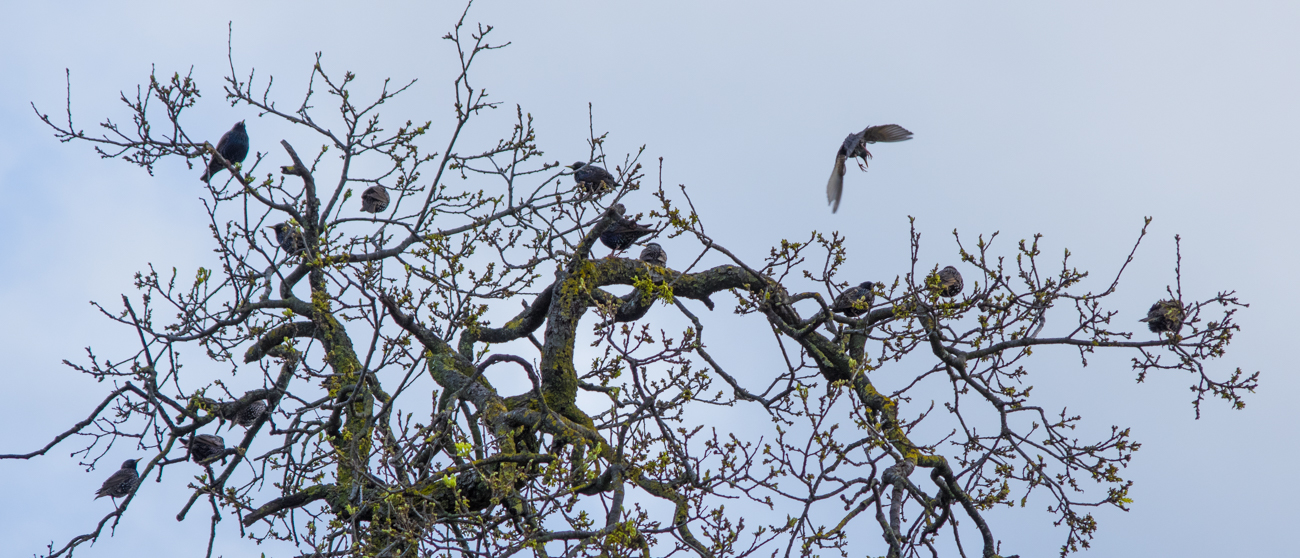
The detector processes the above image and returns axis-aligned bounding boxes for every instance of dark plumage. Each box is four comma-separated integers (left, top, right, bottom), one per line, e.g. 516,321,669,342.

639,242,667,267
181,434,226,464
928,266,963,298
94,459,140,500
270,223,306,256
600,204,655,253
223,400,268,428
569,162,618,195
200,121,250,182
826,124,913,213
1139,299,1184,333
832,281,876,317
360,185,390,213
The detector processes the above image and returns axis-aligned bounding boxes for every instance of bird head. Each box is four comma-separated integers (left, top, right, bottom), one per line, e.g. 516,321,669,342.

611,203,626,216
859,281,875,290
235,120,246,130
645,242,661,250
941,266,958,275
122,459,139,470
568,162,587,170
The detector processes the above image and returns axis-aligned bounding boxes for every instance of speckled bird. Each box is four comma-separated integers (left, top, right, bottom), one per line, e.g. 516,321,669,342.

94,459,140,500
639,242,668,267
269,223,306,256
826,124,912,213
569,162,618,195
1139,299,1184,333
223,399,268,428
360,185,390,213
600,204,655,254
181,434,226,464
200,121,250,182
928,266,963,298
832,281,876,317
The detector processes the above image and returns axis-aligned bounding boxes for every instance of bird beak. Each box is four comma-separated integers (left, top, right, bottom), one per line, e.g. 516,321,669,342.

1138,317,1153,322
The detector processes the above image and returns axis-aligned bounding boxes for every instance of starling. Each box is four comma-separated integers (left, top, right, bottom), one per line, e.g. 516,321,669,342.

222,399,268,428
928,266,964,298
569,162,618,195
181,434,226,464
832,281,876,317
360,185,390,213
200,121,250,182
880,459,915,487
269,223,306,256
1139,299,1184,333
599,204,655,253
826,124,913,213
639,242,668,267
94,459,140,500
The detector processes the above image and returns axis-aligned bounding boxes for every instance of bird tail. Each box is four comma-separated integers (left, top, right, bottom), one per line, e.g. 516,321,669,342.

826,154,847,213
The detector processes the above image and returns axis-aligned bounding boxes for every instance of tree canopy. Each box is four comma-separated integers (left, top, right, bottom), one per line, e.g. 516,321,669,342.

4,7,1256,558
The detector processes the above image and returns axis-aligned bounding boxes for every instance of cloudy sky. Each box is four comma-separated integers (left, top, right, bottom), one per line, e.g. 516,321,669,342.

2,1,1297,556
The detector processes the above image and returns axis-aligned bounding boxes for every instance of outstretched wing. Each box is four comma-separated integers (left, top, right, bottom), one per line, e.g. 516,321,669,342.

860,124,913,144
826,153,847,213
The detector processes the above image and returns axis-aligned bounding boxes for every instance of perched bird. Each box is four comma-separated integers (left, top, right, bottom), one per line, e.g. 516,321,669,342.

928,266,964,298
222,400,268,428
639,242,668,267
600,204,655,254
569,162,618,195
269,223,306,256
880,459,915,487
832,281,876,317
360,185,390,213
94,459,140,501
181,434,226,464
200,121,250,182
1140,299,1184,334
826,124,913,213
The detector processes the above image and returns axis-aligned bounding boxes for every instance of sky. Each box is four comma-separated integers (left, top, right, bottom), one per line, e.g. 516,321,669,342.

2,1,1298,556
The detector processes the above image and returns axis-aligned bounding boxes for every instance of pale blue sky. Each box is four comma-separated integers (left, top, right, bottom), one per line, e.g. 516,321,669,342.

2,1,1297,556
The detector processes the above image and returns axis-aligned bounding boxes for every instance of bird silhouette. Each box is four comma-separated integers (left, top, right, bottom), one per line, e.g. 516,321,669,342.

200,121,250,182
1139,299,1184,333
639,242,668,267
181,434,226,464
569,162,618,195
927,266,963,298
826,124,912,213
269,223,306,256
94,459,139,500
360,185,390,213
600,204,655,255
832,281,876,317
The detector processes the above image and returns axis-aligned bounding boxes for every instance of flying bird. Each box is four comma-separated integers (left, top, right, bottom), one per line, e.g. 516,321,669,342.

94,459,140,501
928,266,963,298
200,121,250,183
269,223,306,256
826,124,912,213
360,185,390,213
569,162,618,195
1139,299,1184,333
181,434,227,464
832,281,876,317
600,204,655,255
639,242,668,267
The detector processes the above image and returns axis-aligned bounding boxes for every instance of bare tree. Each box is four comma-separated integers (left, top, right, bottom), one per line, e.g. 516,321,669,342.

4,6,1256,558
